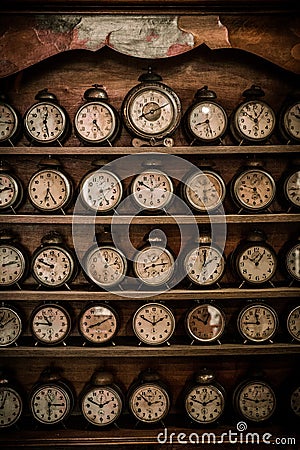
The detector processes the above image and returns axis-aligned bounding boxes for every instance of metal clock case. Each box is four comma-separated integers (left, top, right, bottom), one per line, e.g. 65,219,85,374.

80,370,124,427
31,231,77,289
127,369,171,425
0,161,23,213
231,230,277,287
29,367,75,426
0,229,29,289
185,303,226,344
278,235,300,285
183,86,228,145
230,85,276,144
283,377,300,421
230,161,276,213
0,370,24,428
23,89,70,146
0,93,22,146
121,67,181,147
0,302,24,347
30,302,72,346
74,85,121,146
279,161,300,211
183,369,226,425
237,302,278,344
78,302,119,345
278,93,300,143
286,305,300,342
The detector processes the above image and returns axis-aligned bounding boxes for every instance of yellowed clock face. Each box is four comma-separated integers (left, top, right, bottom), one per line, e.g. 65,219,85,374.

79,304,118,344
236,244,276,284
84,246,127,288
185,304,225,342
238,304,278,342
81,386,123,426
188,102,227,142
287,306,300,342
129,383,170,423
0,244,26,287
30,384,71,424
133,246,174,286
80,170,122,212
0,386,23,428
24,102,67,143
284,170,300,208
0,306,22,346
233,169,276,211
0,103,18,143
32,245,74,287
283,102,300,141
235,381,276,422
185,245,225,286
132,303,175,345
233,100,275,142
131,170,173,211
184,171,225,212
74,102,117,144
0,174,20,210
185,384,225,423
30,304,71,345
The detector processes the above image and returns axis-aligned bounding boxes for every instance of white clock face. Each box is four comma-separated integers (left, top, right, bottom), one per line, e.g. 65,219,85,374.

283,102,300,141
129,383,170,423
0,244,26,287
132,303,175,345
184,171,225,212
236,244,277,284
79,304,118,344
236,381,276,422
0,306,22,346
0,386,22,428
0,174,20,210
284,170,300,208
287,306,300,342
238,304,278,342
285,243,300,281
133,246,175,286
81,386,122,426
234,100,275,142
188,102,227,142
32,246,74,287
0,103,18,143
185,304,225,343
290,386,300,417
185,384,225,423
80,170,122,212
75,102,117,143
84,246,127,288
31,384,71,424
28,169,71,212
24,102,67,143
131,170,173,210
185,245,225,286
31,304,71,345
233,169,276,211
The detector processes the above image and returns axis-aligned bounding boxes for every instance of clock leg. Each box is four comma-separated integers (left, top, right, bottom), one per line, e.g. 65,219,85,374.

64,283,71,291
15,282,22,290
238,280,246,288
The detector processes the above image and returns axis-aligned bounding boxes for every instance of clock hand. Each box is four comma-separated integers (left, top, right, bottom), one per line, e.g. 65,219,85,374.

0,316,16,328
37,258,55,269
140,314,155,325
0,120,13,124
0,392,8,408
153,316,165,325
0,186,13,193
139,103,169,119
244,321,260,325
88,316,112,328
47,189,57,205
34,322,53,326
92,119,102,132
2,260,19,267
201,396,218,406
254,250,266,265
87,397,112,408
50,403,66,407
138,181,152,190
243,111,255,121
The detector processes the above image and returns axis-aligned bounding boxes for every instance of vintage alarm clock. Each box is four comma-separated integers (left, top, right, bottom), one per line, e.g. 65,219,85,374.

0,93,21,146
0,302,23,346
79,159,123,214
0,229,29,289
0,161,23,213
237,302,278,343
230,160,276,213
279,161,300,211
28,156,73,214
185,302,226,344
127,369,171,424
230,85,276,144
183,86,228,145
74,84,121,146
31,231,77,289
183,232,226,288
121,67,181,147
278,93,300,143
231,230,277,287
133,230,175,288
80,370,124,427
132,302,175,346
286,305,300,342
23,89,70,145
29,367,74,426
82,228,127,290
0,369,23,428
233,376,276,423
30,302,72,346
279,235,300,285
183,369,226,425
78,302,119,345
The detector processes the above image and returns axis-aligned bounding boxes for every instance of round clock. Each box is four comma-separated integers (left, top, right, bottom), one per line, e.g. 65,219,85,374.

28,157,73,213
237,303,278,343
290,385,300,419
184,370,226,424
0,303,23,346
78,302,119,345
23,89,70,145
0,161,23,213
280,164,300,210
133,231,175,287
230,85,276,144
30,302,72,345
74,85,121,146
230,161,276,212
280,236,300,284
132,302,175,345
80,370,123,427
183,233,226,287
0,229,29,288
79,160,123,213
31,231,77,289
0,93,21,145
29,368,74,425
278,95,300,143
233,378,276,423
122,67,181,145
127,369,171,424
231,230,277,286
286,305,300,342
0,371,23,428
183,86,228,145
185,303,226,344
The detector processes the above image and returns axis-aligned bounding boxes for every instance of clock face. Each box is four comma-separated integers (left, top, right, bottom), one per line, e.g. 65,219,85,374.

233,100,275,142
287,306,300,342
131,170,173,211
285,242,300,281
133,245,175,286
122,82,181,139
238,304,278,342
74,102,118,144
235,381,276,422
129,383,170,423
185,304,225,343
0,386,23,428
81,386,123,426
0,244,26,287
84,246,127,288
184,245,225,286
30,304,71,345
132,302,175,345
185,384,225,424
0,305,22,346
284,170,300,208
282,101,300,141
30,384,72,424
28,169,72,212
290,386,300,417
79,304,118,344
0,174,20,210
31,245,75,288
184,171,226,212
24,102,67,144
80,170,122,213
236,244,277,285
0,103,18,143
232,169,276,211
187,102,227,142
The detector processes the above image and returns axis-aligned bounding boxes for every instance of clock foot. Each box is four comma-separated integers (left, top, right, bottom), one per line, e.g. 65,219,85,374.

15,282,22,290
190,339,195,346
64,283,71,291
113,421,120,429
57,139,63,147
131,137,174,147
60,208,66,216
238,281,246,288
10,206,17,215
7,138,15,147
268,280,276,288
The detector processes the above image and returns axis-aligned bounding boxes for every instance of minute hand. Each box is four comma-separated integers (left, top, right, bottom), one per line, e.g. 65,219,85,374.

140,103,169,119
